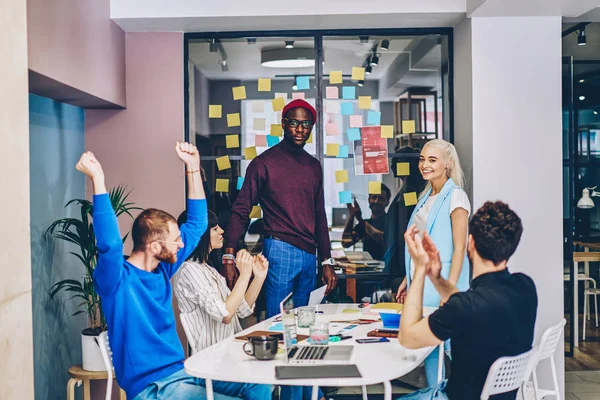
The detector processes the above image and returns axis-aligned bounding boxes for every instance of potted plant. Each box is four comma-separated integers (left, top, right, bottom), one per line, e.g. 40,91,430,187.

47,186,140,371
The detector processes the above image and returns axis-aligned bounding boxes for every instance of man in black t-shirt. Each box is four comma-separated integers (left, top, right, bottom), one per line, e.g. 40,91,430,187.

398,201,537,400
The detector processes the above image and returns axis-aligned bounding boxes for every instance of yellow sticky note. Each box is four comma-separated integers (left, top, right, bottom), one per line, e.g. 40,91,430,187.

404,192,418,206
227,113,241,127
306,133,313,144
329,71,343,84
216,179,229,193
209,105,222,118
396,162,410,176
335,170,349,183
402,120,416,134
358,96,371,110
272,97,285,112
244,146,257,160
216,155,231,171
226,135,239,149
326,143,339,157
352,67,365,81
258,78,271,92
368,181,382,195
381,125,394,139
232,86,247,100
249,205,262,219
270,124,283,137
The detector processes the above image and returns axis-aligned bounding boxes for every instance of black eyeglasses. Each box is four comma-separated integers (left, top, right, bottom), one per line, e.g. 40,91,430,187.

284,118,314,129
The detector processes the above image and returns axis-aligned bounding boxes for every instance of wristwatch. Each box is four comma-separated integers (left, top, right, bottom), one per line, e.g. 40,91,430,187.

321,258,335,267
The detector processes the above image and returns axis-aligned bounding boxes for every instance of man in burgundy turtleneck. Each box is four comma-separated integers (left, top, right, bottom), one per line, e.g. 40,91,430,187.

223,99,337,319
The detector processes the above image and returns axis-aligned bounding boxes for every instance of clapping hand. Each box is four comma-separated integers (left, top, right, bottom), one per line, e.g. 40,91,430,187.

235,249,254,279
347,199,362,221
252,254,269,280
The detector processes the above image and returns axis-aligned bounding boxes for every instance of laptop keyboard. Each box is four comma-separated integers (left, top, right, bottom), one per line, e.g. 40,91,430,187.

289,345,329,360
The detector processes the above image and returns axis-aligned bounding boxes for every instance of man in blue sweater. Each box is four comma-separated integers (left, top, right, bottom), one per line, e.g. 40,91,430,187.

77,143,270,400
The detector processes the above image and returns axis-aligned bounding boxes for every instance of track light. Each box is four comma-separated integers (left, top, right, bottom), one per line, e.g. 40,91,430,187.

285,41,294,49
209,39,218,52
594,110,598,115
359,36,369,44
380,39,390,51
357,80,364,87
580,79,585,83
578,29,587,46
370,55,379,67
220,60,228,72
365,66,372,75
247,38,257,45
292,76,298,91
579,96,586,101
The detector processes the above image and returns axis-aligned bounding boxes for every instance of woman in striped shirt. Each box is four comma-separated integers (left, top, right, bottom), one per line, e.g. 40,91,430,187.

173,210,268,354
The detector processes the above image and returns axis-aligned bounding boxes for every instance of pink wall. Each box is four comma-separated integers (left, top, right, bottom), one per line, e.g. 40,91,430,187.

85,32,185,247
27,0,126,108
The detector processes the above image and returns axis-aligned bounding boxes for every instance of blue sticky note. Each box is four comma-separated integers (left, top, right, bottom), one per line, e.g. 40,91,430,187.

342,86,356,100
367,111,381,126
237,176,244,190
347,128,361,141
337,145,349,158
339,191,352,204
296,76,310,90
267,136,279,147
341,102,354,115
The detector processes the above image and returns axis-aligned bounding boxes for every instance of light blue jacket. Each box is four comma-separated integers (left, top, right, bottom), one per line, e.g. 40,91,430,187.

405,178,470,307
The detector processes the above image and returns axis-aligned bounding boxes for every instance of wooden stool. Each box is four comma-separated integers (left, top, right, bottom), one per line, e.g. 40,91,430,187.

67,365,126,400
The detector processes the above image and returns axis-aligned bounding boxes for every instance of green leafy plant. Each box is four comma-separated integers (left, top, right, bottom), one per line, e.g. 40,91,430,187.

46,186,141,334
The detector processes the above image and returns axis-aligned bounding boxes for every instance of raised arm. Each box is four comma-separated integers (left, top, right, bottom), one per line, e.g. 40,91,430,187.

341,200,360,248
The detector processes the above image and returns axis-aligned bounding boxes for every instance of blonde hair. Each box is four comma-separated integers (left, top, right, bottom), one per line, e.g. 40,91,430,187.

419,139,464,199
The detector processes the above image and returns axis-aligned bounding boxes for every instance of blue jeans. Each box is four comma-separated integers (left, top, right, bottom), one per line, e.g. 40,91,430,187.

133,368,272,400
398,380,449,399
424,341,451,386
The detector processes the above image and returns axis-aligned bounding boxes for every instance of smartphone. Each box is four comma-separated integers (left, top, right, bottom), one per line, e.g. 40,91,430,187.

355,337,390,344
377,328,399,334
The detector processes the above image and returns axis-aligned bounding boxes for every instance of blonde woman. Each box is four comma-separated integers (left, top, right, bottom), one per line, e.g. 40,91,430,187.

396,139,470,385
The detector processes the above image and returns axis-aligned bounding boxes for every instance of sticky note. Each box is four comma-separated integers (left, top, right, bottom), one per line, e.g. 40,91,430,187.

329,71,343,84
296,76,310,90
342,86,356,100
339,191,352,204
326,143,339,157
227,113,240,127
272,97,285,112
253,118,266,130
358,96,372,110
350,115,363,128
275,92,288,101
352,67,365,81
335,170,349,183
326,123,339,136
258,78,271,92
216,155,231,171
369,181,382,194
381,125,394,138
249,205,262,219
347,128,361,141
216,179,229,193
226,134,239,148
270,124,283,137
404,192,418,206
341,102,354,115
209,105,222,118
326,100,340,114
244,146,257,160
252,100,264,113
306,133,313,144
337,145,349,158
232,86,247,100
267,136,279,147
326,86,339,99
255,135,267,147
237,177,244,190
397,162,410,176
292,92,305,100
402,120,416,134
367,111,381,125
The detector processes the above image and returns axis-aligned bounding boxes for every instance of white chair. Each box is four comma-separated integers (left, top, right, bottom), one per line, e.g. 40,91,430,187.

97,331,123,400
480,348,537,400
582,278,600,341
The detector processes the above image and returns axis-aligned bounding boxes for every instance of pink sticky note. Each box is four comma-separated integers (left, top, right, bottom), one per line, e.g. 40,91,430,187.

326,122,339,136
350,115,363,128
326,86,339,99
255,135,268,147
292,92,306,100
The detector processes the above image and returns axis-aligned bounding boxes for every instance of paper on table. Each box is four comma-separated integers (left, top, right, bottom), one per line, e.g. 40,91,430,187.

253,118,266,130
244,146,257,160
341,102,354,116
249,205,262,219
339,190,352,204
236,176,244,190
272,97,286,112
296,76,310,90
329,71,343,84
342,86,356,100
358,96,371,110
227,113,240,127
369,181,382,194
402,120,416,134
216,155,231,171
292,92,305,100
308,285,327,307
349,115,363,128
209,105,222,118
216,179,229,192
270,124,283,137
337,145,349,158
257,78,271,92
335,170,349,183
226,134,239,149
352,67,365,81
326,86,339,99
404,192,418,206
232,86,247,100
381,125,394,138
396,162,410,176
347,128,361,141
326,143,339,157
326,100,340,114
367,111,381,125
252,100,264,113
326,122,339,136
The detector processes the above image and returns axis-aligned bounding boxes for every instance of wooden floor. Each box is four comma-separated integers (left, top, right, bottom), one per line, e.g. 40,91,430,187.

565,313,600,371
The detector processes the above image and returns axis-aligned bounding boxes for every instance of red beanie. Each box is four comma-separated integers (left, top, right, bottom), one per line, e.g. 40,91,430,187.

282,99,317,124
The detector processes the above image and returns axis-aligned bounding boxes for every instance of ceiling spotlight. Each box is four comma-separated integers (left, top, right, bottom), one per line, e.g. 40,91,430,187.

578,29,587,46
579,95,586,101
247,38,257,45
580,79,585,83
370,55,379,67
292,76,298,91
359,36,369,44
357,80,364,87
285,41,295,49
209,39,218,52
220,60,228,72
365,66,372,75
594,110,598,115
380,39,390,51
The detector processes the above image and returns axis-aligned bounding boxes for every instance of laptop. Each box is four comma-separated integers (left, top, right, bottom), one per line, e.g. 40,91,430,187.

279,293,354,365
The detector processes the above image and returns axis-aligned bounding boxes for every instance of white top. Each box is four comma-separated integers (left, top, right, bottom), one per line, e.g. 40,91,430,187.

173,261,254,354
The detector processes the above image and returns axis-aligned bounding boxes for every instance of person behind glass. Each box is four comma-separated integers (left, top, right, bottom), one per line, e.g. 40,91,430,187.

78,144,270,400
341,184,391,260
173,210,269,354
395,139,470,386
397,201,537,400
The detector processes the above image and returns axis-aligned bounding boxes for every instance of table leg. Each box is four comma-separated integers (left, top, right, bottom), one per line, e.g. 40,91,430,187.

575,261,579,348
383,380,392,400
83,379,91,400
67,378,78,400
362,385,368,400
205,378,214,400
347,278,357,303
437,343,444,383
311,385,319,400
